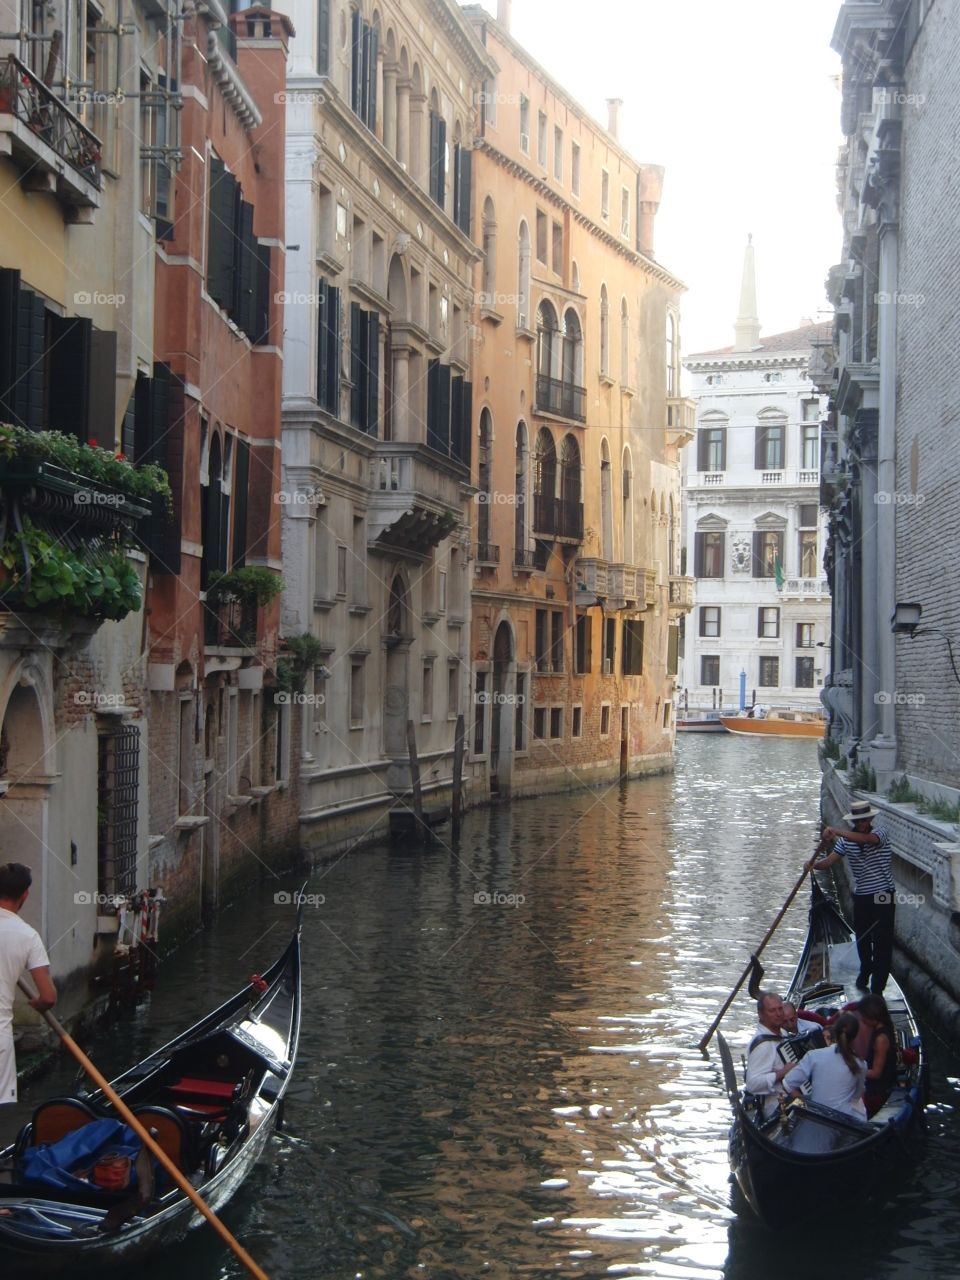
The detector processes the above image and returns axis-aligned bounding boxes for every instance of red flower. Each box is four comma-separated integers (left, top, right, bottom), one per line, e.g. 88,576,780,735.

115,452,126,461
87,437,99,447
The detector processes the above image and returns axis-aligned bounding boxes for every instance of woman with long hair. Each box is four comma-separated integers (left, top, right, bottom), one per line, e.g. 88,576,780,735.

857,993,897,1117
783,1013,868,1119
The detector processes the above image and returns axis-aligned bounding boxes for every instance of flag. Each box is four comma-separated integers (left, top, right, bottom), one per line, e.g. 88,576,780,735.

773,554,785,591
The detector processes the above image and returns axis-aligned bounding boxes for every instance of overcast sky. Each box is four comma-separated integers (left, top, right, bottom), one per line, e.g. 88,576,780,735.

473,0,843,357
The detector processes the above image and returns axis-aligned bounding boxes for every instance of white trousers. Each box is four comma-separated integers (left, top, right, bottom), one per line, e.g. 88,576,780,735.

0,1029,18,1104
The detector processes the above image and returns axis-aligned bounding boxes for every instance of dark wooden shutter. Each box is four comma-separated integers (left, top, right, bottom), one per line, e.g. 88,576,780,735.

754,425,766,470
137,364,183,574
757,608,764,638
460,381,472,467
0,268,20,426
0,270,45,431
366,24,378,129
350,301,363,427
429,112,440,203
88,328,117,445
454,145,471,234
450,374,463,460
207,158,236,311
236,199,256,337
253,242,271,344
427,359,440,451
694,532,704,577
667,625,679,676
317,0,330,73
350,8,362,115
365,311,379,434
697,430,708,471
752,530,762,577
326,284,341,414
48,315,92,441
121,386,137,460
232,438,250,568
316,278,328,405
437,116,446,207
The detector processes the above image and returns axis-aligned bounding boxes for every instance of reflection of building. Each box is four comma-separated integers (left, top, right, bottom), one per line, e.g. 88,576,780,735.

280,0,494,848
680,241,830,712
463,3,690,799
819,0,960,1013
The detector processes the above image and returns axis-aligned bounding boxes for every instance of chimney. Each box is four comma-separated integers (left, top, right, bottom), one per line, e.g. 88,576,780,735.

497,0,511,30
606,97,622,139
636,165,664,259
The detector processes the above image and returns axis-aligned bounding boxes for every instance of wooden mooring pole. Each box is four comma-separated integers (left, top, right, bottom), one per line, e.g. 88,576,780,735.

451,712,465,840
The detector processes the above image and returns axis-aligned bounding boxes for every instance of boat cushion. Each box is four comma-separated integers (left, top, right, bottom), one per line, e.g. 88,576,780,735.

18,1119,143,1194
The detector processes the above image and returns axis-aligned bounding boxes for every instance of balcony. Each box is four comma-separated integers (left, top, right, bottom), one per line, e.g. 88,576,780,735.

203,596,258,650
513,548,536,572
666,397,696,448
0,54,102,216
557,498,583,542
532,494,557,537
475,542,500,567
780,577,830,601
576,557,609,602
608,563,638,605
535,374,586,423
688,469,822,490
668,575,695,614
368,443,463,556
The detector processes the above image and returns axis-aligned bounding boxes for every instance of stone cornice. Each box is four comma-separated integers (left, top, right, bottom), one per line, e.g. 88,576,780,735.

474,139,685,292
426,0,498,79
685,352,812,373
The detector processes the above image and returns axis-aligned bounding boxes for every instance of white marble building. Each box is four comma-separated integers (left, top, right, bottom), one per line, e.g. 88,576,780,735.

679,242,831,712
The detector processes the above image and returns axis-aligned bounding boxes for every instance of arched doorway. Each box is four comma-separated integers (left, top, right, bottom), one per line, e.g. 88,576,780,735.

383,574,410,757
490,620,514,795
0,671,52,937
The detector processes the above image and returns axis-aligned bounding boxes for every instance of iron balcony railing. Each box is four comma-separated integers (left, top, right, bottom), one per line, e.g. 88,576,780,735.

513,547,536,570
531,495,583,541
535,373,586,423
203,596,258,649
475,542,500,565
1,54,102,187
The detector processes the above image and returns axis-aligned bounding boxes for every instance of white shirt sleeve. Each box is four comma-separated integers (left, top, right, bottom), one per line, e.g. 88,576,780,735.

745,1037,781,1095
24,927,49,972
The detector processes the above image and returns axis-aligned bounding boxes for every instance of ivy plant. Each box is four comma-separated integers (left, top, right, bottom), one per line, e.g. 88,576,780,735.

0,521,142,621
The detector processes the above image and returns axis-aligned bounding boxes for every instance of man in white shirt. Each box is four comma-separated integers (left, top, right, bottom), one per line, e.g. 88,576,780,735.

0,863,57,1104
745,991,793,1118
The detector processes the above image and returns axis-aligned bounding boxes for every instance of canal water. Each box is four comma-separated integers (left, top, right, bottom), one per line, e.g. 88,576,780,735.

10,735,960,1278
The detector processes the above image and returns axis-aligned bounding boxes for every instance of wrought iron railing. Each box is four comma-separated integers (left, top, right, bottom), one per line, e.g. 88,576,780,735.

513,548,536,570
476,542,500,564
203,596,258,648
535,373,586,422
557,498,583,540
0,54,102,187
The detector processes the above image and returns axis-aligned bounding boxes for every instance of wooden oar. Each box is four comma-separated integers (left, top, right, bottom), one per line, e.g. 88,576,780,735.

697,836,828,1054
17,977,269,1280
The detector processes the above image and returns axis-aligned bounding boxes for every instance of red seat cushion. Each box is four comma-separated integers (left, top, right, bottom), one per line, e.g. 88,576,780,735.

167,1077,237,1100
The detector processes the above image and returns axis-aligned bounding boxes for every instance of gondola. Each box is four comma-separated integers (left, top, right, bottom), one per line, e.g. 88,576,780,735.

716,880,925,1229
0,907,301,1272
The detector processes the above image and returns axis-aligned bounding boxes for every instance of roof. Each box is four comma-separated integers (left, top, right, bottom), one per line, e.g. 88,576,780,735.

687,322,833,360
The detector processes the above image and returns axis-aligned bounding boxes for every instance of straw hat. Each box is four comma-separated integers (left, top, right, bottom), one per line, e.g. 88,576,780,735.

843,798,879,824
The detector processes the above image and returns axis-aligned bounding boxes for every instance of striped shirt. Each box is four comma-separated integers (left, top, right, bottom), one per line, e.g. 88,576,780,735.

834,824,894,896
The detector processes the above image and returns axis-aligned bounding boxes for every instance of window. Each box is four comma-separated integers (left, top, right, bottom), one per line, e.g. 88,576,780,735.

620,298,629,384
336,544,348,596
622,620,644,675
620,186,630,237
426,361,473,463
604,617,616,672
799,503,819,578
517,221,531,328
207,158,271,343
336,202,348,237
551,610,564,672
699,606,721,638
667,625,679,676
349,302,380,433
519,95,530,153
572,706,582,737
421,661,433,721
759,656,780,687
350,9,377,131
97,724,140,899
537,111,547,165
481,197,497,306
533,707,546,739
694,531,725,578
666,315,677,395
706,373,723,386
350,660,365,726
317,0,330,73
752,529,784,578
758,607,780,638
571,141,581,195
316,278,341,413
802,423,819,471
697,426,727,471
701,654,720,686
515,675,526,751
599,284,610,376
796,656,815,688
535,609,549,672
536,209,548,264
481,76,497,128
755,421,785,470
663,701,672,728
453,144,472,234
429,108,447,208
549,706,563,739
601,169,609,220
554,125,563,180
552,221,563,274
600,703,611,735
438,570,447,613
575,614,592,673
474,672,487,753
796,622,815,648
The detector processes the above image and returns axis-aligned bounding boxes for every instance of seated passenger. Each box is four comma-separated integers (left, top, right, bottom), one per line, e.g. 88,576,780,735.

857,993,898,1118
744,991,792,1118
782,1001,825,1035
783,1013,867,1120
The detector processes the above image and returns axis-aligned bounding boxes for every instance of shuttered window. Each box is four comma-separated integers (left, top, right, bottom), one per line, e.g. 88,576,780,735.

349,303,380,433
350,11,377,129
622,620,644,675
427,359,451,454
206,158,271,343
317,0,330,73
697,426,726,471
453,144,472,234
134,363,184,574
752,529,784,578
694,531,724,578
429,111,447,207
755,422,785,469
47,315,92,441
0,269,45,431
317,279,341,414
232,438,250,568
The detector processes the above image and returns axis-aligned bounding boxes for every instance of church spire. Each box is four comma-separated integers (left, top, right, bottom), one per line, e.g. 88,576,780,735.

733,234,761,351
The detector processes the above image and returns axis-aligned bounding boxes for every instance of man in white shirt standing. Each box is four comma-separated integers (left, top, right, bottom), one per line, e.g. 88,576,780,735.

745,991,793,1118
0,863,57,1104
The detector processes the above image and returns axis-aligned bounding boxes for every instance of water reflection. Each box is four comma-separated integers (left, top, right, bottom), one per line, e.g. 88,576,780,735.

10,735,960,1278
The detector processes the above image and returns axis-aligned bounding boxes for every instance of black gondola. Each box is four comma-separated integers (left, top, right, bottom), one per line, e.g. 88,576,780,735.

716,880,925,1229
0,910,301,1272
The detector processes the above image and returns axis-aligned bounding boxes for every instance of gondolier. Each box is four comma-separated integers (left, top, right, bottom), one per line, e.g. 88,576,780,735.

805,799,896,994
0,863,57,1104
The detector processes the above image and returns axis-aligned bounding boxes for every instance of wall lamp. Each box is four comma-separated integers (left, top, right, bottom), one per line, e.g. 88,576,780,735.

891,602,960,686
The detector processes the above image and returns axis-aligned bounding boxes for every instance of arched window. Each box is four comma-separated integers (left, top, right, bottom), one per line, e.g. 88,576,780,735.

515,421,528,560
620,297,630,386
482,197,497,306
478,408,493,553
533,427,556,534
600,439,613,563
600,284,610,377
517,220,531,329
622,447,633,563
666,313,677,395
571,260,580,293
562,308,583,387
560,434,581,538
537,300,560,382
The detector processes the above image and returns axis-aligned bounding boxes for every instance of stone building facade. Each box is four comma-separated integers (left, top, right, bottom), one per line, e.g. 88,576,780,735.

280,0,494,848
819,0,960,1022
681,243,831,714
460,2,692,800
